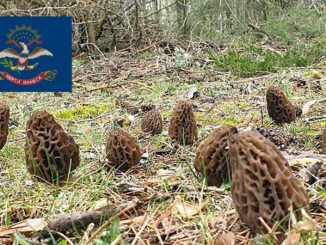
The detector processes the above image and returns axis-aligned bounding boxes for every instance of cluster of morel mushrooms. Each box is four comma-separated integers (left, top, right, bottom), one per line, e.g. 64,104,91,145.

0,86,325,235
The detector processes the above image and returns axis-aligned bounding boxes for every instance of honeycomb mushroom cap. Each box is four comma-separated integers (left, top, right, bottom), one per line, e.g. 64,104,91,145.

106,129,141,171
116,99,139,114
256,127,293,150
194,125,237,186
141,104,156,112
229,131,308,233
168,99,198,145
141,109,163,135
25,111,80,184
0,103,9,150
266,86,296,124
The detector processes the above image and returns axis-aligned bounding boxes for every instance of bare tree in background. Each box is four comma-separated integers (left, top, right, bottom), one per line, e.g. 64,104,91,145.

0,0,324,53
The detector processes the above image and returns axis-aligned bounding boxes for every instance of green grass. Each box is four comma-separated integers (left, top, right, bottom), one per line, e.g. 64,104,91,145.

55,104,109,120
137,51,159,59
95,218,121,244
206,38,326,77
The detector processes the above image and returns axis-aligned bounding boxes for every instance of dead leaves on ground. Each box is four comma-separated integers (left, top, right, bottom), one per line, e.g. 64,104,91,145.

282,209,318,245
0,218,47,237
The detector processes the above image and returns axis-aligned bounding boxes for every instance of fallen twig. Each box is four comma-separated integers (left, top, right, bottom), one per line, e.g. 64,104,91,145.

37,202,136,240
86,202,137,244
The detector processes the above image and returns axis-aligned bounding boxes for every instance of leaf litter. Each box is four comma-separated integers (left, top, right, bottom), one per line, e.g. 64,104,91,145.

0,44,325,244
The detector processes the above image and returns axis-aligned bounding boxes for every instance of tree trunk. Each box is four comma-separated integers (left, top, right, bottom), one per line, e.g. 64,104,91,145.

176,0,189,36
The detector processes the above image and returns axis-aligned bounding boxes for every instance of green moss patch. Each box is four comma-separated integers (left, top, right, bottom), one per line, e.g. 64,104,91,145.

55,104,108,120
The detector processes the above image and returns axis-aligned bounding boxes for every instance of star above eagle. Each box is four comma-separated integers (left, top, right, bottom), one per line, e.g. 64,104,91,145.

0,42,53,71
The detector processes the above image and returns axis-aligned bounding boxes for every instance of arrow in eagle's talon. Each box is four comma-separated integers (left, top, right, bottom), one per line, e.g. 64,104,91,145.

27,63,39,70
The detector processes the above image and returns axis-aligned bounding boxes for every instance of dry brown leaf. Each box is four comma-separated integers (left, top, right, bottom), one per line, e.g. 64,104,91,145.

301,100,317,115
170,196,204,219
120,215,146,225
208,216,227,228
215,232,236,245
290,157,325,167
282,150,326,164
282,232,302,245
292,209,317,231
92,198,108,210
0,218,47,236
282,208,317,245
243,115,260,125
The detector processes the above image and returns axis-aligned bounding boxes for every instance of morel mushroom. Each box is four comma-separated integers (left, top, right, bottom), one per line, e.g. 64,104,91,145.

116,99,139,114
322,127,326,154
168,99,198,145
266,86,296,124
141,104,156,112
25,111,80,184
0,103,9,150
194,125,237,186
256,127,293,150
141,110,163,135
229,131,308,233
106,129,141,171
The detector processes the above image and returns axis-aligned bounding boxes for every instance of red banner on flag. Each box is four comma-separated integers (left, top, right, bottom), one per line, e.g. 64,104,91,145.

0,72,46,85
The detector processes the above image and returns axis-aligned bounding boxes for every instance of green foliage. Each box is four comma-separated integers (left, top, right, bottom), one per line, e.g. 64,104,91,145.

281,39,325,67
152,80,168,96
95,218,121,244
205,48,278,77
108,218,120,241
220,182,231,190
215,117,239,126
143,80,177,99
206,38,326,77
6,213,11,225
55,104,108,120
0,58,13,68
185,1,326,45
13,232,30,245
261,6,326,44
57,240,67,245
137,50,159,59
0,58,20,74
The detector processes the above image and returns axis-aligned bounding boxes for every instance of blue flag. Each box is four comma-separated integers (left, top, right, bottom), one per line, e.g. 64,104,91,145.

0,17,72,92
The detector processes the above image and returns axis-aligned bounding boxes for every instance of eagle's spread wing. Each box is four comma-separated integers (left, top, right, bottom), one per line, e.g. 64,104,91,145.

28,47,53,59
0,48,20,59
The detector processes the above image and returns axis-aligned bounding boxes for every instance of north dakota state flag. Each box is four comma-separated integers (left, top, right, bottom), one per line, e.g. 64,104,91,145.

0,17,72,92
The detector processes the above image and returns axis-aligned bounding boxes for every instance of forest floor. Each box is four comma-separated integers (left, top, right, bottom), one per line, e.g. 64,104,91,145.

0,42,325,244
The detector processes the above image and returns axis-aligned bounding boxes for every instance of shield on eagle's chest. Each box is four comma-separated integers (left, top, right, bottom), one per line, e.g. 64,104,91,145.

18,57,27,64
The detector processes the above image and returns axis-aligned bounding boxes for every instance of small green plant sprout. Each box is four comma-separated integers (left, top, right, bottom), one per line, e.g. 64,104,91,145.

0,58,20,74
95,217,121,244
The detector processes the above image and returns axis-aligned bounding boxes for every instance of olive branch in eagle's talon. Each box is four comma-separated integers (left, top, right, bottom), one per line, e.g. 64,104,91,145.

0,58,20,74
